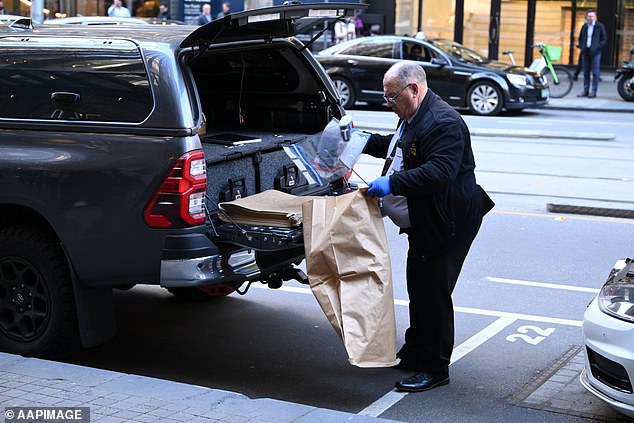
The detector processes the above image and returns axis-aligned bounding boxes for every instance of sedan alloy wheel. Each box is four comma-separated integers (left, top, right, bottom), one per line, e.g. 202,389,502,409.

468,81,503,116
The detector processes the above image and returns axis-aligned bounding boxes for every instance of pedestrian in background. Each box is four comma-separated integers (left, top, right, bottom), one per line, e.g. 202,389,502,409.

334,17,355,44
107,0,131,17
217,2,231,19
576,9,607,98
197,3,212,25
157,3,170,20
0,1,6,14
364,61,494,392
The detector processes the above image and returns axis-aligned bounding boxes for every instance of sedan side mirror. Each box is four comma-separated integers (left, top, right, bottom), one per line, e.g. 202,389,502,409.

430,57,449,67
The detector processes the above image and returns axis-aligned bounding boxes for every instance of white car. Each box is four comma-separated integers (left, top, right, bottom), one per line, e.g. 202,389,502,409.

581,257,634,418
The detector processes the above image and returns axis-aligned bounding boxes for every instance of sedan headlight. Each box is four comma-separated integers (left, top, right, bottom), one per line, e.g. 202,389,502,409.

598,258,634,322
507,74,528,88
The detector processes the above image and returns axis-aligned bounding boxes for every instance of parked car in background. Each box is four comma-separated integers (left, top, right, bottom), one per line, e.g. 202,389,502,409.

0,14,24,24
581,257,634,418
43,16,150,25
316,35,549,116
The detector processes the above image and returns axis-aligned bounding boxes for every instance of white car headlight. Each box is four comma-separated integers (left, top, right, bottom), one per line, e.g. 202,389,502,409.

598,258,634,322
507,74,528,87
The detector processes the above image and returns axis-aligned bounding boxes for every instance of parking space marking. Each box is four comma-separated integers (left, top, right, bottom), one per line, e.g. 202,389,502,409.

487,276,600,293
358,316,516,417
252,285,584,416
253,285,584,327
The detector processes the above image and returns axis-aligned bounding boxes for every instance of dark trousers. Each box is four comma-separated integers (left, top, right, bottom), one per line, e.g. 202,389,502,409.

400,219,482,373
581,50,602,94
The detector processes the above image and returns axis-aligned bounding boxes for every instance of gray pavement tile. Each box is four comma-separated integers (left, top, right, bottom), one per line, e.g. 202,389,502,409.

3,357,122,387
98,374,214,402
34,386,63,396
0,353,23,369
214,414,250,423
187,418,223,423
2,380,24,389
89,397,118,407
297,408,398,423
127,413,157,423
111,409,142,419
147,407,177,418
104,392,131,402
212,397,314,422
159,402,190,413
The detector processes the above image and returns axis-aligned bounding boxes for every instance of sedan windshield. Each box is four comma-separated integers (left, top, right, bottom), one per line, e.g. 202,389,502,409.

429,39,486,64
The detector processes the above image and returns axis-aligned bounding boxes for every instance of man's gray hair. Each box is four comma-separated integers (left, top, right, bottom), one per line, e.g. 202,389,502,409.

390,62,427,86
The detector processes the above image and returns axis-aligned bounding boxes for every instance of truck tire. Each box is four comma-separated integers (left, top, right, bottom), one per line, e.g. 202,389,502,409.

0,227,79,358
167,284,236,301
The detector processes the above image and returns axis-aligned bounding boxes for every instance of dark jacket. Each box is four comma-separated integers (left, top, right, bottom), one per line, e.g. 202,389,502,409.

364,90,494,256
578,21,607,57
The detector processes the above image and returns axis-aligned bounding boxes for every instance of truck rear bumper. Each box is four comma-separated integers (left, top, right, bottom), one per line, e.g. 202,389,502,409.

160,250,260,288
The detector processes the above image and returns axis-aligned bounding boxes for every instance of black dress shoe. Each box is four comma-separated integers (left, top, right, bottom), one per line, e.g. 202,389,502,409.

588,92,596,98
576,92,589,97
395,372,450,392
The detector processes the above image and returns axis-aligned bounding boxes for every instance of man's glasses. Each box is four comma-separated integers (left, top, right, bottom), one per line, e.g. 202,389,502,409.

383,83,411,106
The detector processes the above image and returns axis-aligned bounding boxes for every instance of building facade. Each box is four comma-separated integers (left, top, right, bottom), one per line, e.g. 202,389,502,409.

5,0,632,67
394,0,634,67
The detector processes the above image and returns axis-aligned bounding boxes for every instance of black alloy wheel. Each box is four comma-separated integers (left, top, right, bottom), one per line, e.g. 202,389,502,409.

0,227,78,358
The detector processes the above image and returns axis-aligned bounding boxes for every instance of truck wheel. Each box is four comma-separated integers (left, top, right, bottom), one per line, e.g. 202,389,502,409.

0,227,79,358
167,284,236,301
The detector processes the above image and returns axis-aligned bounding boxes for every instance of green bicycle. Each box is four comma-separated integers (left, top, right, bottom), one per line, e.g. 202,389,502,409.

504,43,573,98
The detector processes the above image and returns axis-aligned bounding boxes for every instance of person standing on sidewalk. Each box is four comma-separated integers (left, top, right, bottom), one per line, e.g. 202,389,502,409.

364,61,494,392
576,9,607,98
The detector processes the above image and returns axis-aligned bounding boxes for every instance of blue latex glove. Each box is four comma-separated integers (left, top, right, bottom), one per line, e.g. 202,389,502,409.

366,176,391,197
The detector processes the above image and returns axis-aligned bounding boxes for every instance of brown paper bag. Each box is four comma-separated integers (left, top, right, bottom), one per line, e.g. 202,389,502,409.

302,189,399,368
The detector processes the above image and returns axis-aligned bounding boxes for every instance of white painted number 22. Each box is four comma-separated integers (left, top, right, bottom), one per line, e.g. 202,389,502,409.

506,325,555,345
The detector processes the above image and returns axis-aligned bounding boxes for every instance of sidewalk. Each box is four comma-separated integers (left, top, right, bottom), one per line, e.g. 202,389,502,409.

543,72,634,112
0,353,400,423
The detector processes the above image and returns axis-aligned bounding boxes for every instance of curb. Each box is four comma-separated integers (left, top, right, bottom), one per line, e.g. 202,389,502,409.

356,125,615,141
547,203,634,219
542,105,634,113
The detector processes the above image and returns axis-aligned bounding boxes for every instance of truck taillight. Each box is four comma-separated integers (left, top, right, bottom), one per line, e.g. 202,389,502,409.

144,150,207,228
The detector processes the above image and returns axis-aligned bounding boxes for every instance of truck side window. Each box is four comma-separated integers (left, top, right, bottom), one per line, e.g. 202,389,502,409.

0,41,153,123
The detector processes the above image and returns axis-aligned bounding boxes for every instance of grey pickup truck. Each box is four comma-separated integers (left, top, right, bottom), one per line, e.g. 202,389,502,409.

0,3,364,358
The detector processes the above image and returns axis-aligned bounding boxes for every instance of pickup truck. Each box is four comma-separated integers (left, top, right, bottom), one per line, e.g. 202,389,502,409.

0,3,363,358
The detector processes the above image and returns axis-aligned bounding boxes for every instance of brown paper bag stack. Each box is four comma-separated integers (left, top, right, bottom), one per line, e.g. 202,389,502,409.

302,190,399,368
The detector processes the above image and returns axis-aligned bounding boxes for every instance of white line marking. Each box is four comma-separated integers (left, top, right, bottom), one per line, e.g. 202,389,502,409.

357,391,409,417
450,316,516,364
253,285,583,327
487,276,600,293
358,316,516,417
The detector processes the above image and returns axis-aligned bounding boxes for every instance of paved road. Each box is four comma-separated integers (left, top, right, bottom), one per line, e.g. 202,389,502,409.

55,108,634,422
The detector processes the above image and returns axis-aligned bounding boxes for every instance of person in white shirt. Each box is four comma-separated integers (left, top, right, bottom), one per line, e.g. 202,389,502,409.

107,0,131,17
334,17,355,44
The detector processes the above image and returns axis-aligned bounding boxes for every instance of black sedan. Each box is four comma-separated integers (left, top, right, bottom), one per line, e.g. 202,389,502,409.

315,36,549,116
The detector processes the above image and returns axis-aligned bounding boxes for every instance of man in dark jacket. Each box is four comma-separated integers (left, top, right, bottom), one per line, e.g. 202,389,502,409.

365,61,494,392
576,9,607,98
